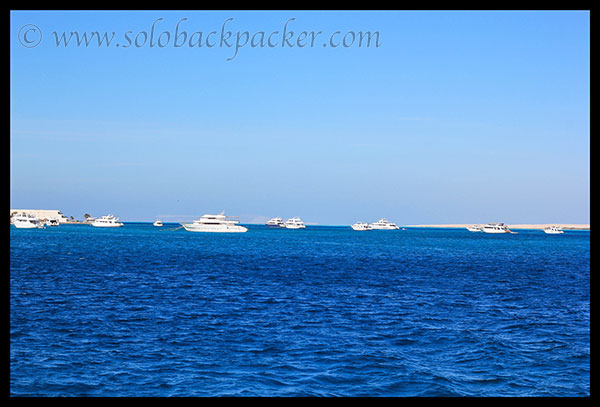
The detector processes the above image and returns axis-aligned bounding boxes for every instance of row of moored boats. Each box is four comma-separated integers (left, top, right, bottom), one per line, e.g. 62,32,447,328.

466,223,565,234
265,217,306,229
10,213,125,229
267,217,403,231
350,219,401,231
11,212,396,232
10,212,567,234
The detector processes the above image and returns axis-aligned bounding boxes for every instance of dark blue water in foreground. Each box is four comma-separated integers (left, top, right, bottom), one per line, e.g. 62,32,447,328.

10,224,590,396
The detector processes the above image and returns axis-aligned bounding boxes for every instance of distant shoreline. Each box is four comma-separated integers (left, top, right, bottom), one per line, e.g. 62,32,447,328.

405,224,590,230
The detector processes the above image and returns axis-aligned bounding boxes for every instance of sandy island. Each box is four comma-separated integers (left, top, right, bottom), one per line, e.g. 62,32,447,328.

406,224,590,230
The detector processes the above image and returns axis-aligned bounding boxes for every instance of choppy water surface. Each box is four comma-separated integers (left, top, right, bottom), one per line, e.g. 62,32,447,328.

10,224,590,396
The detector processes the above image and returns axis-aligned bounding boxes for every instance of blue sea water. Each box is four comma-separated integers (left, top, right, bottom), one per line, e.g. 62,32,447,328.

10,224,590,396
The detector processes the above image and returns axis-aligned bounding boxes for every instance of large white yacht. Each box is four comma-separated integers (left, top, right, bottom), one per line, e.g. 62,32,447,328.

153,220,163,227
351,222,372,231
181,212,248,233
369,218,400,230
543,226,564,234
285,217,306,229
91,214,124,227
12,212,44,229
482,223,511,234
266,217,286,228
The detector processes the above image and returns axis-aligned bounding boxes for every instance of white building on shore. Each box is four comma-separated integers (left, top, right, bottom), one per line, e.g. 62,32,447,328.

10,209,71,223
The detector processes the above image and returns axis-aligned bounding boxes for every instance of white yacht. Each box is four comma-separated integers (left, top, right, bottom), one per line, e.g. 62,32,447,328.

351,222,372,231
482,223,511,234
46,218,60,227
12,212,44,229
181,211,247,233
369,218,400,230
543,226,564,234
153,220,163,227
285,217,306,229
466,225,483,232
91,214,124,227
266,217,286,228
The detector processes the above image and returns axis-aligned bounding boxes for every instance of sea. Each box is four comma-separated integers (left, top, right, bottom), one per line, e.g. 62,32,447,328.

10,223,590,396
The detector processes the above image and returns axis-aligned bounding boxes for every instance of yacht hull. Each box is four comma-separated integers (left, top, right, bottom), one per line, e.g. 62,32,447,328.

181,223,248,233
482,229,509,234
13,222,39,229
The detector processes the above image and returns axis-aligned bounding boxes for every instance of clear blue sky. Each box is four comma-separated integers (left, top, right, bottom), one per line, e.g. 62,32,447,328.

10,10,590,224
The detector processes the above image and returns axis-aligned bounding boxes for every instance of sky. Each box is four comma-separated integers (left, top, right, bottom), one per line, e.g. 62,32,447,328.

10,10,590,224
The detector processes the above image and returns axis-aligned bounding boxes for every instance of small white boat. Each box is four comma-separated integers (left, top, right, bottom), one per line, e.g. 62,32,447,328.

46,218,60,227
91,214,124,227
351,222,372,231
285,217,306,229
12,213,44,229
153,220,163,227
369,218,400,230
482,223,511,234
266,217,286,228
466,225,483,232
181,211,247,233
543,226,564,234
